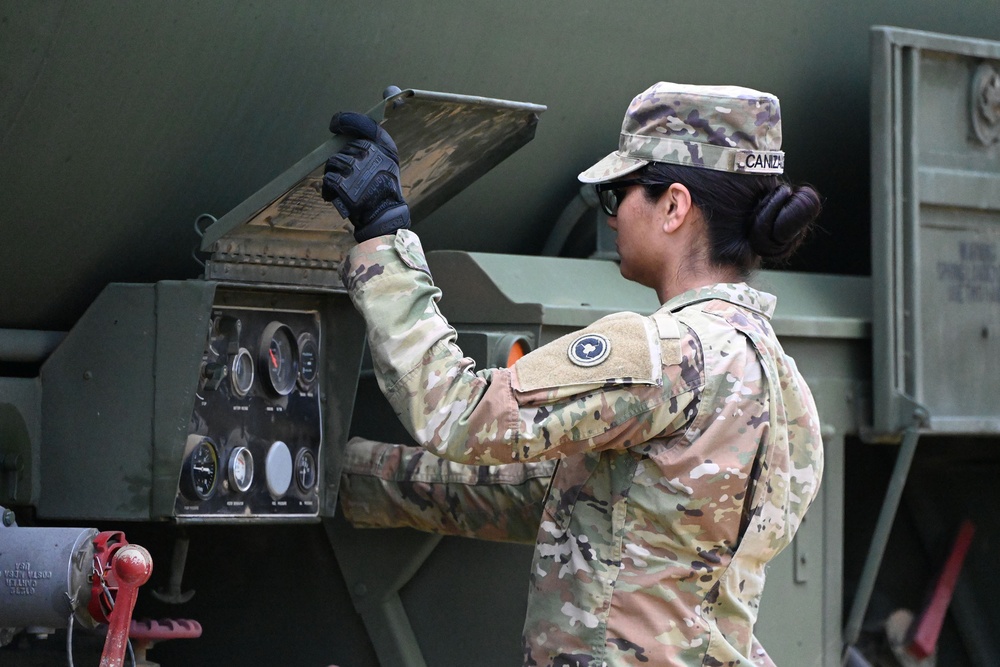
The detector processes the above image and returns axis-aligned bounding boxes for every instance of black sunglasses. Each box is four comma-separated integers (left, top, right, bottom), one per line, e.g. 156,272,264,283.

594,178,648,216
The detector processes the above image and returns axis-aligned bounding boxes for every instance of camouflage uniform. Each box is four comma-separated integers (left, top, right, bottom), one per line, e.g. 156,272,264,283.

338,229,823,666
341,436,554,545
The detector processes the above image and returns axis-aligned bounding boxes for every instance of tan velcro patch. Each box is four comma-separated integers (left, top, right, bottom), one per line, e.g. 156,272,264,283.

512,312,661,393
651,312,683,366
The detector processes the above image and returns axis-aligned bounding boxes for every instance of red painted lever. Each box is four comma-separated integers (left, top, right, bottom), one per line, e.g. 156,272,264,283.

99,544,154,667
908,519,976,659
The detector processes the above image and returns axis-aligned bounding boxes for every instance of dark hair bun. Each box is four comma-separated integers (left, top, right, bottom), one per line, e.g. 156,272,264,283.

748,184,821,259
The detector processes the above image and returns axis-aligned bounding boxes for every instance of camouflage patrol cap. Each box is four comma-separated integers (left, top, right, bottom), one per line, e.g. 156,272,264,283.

578,81,784,183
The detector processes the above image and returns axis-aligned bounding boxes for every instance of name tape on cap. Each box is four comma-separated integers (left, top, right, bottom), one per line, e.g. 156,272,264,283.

735,150,784,174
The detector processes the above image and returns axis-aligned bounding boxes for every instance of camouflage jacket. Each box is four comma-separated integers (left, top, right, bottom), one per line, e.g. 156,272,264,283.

340,230,824,666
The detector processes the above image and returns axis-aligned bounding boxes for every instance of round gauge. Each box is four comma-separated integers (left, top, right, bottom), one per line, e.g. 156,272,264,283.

259,322,298,396
297,333,319,391
294,449,317,492
228,446,254,493
230,347,254,397
265,441,293,497
180,438,219,501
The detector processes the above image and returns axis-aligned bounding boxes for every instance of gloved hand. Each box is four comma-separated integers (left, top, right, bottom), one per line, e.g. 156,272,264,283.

322,112,411,243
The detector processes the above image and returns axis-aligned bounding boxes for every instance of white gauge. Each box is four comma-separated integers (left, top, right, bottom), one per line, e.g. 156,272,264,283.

228,446,254,493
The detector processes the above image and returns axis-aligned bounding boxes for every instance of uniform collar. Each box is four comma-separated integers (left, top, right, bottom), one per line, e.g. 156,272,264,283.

659,283,777,319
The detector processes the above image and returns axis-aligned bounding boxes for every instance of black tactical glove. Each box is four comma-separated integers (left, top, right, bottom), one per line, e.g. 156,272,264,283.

322,112,411,243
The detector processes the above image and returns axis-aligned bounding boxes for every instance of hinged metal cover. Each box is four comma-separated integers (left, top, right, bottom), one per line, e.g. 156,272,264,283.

200,89,546,289
872,27,1000,434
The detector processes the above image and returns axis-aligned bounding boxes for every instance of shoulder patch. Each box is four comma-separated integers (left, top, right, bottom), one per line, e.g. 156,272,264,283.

512,312,660,393
568,333,611,367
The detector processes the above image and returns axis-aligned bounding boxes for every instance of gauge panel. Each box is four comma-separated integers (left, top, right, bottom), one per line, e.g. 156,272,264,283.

174,305,322,520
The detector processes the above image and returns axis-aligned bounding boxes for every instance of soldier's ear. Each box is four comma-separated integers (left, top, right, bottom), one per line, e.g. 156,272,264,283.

659,183,693,234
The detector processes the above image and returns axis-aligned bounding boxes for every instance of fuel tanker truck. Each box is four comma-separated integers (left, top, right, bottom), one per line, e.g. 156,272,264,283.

2,3,999,665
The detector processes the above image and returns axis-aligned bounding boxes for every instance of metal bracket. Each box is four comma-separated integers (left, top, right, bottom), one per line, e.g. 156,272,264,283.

842,409,928,664
0,399,33,505
151,534,196,605
324,515,442,667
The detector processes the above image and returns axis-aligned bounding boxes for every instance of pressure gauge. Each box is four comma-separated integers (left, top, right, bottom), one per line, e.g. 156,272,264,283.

294,449,317,492
259,322,298,396
230,347,254,397
228,446,254,493
297,333,318,391
180,438,219,501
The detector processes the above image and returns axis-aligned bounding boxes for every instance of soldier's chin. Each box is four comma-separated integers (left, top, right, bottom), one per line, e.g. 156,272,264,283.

616,260,640,285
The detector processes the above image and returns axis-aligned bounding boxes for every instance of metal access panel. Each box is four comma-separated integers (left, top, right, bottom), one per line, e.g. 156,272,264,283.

872,27,1000,434
199,89,545,290
38,282,366,522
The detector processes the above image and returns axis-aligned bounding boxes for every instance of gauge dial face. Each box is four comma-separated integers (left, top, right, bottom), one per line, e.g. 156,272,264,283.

228,446,254,493
259,322,298,396
230,347,254,397
182,439,219,501
297,333,318,391
295,449,317,492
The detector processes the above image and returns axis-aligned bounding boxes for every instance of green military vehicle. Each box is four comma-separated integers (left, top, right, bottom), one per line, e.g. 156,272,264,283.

1,3,999,665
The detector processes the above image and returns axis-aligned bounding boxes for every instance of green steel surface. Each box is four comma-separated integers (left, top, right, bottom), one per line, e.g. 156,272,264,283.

428,250,872,337
0,378,40,506
753,273,872,339
4,4,1000,332
38,281,214,520
39,283,157,519
428,251,659,326
871,27,1000,434
150,280,219,518
0,329,65,364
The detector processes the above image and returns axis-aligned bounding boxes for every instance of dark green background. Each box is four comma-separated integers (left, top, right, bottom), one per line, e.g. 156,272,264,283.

3,1,999,330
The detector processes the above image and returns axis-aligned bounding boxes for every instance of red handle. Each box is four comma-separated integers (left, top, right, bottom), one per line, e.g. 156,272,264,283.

99,544,153,667
908,519,975,659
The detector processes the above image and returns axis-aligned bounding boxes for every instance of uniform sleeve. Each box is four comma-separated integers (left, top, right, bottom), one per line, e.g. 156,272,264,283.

341,230,701,465
339,436,554,544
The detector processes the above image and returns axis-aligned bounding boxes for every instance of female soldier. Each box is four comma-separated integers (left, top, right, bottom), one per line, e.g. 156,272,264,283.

323,82,824,667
